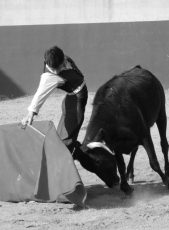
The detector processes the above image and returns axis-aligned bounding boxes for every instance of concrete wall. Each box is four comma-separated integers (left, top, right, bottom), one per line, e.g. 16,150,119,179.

1,0,169,25
0,0,169,98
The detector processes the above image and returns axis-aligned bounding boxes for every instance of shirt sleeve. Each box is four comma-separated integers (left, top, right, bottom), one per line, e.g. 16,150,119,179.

28,72,65,114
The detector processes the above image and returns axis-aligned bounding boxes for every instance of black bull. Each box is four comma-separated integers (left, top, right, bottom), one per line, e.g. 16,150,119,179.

73,65,169,195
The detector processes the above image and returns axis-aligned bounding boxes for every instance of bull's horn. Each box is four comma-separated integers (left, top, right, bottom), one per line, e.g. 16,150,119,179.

87,142,115,155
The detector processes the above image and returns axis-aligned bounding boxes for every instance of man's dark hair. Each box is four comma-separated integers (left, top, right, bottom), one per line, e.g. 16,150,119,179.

44,46,64,69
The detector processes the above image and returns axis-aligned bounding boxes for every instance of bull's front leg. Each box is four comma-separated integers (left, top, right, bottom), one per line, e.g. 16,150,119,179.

115,153,134,195
126,147,138,183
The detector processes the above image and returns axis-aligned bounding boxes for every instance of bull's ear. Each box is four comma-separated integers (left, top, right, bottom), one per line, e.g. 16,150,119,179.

87,142,115,155
93,128,105,142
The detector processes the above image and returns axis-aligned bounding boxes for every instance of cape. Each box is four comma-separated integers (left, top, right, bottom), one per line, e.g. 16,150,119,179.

0,120,86,207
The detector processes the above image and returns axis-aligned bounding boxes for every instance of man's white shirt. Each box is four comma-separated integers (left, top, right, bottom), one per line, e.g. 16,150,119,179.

28,72,65,114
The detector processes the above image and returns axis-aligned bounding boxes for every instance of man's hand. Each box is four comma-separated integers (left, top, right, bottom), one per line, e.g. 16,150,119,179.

21,111,36,126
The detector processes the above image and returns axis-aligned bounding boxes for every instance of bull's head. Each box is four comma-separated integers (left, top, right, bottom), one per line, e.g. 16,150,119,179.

73,129,119,188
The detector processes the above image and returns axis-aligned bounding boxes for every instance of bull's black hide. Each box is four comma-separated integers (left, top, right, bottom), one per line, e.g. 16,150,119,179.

74,65,169,195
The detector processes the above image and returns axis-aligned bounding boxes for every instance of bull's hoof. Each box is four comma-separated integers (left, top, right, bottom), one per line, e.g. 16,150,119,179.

121,183,134,196
126,173,134,183
128,178,134,185
125,187,134,196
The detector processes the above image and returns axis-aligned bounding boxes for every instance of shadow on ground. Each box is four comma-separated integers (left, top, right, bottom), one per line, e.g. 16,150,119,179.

84,181,169,209
0,69,25,99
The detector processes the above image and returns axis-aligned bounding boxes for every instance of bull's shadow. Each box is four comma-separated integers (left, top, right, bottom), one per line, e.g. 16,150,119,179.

0,69,25,99
83,181,169,209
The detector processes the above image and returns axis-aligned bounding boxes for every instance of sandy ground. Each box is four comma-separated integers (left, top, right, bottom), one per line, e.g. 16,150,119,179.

0,90,169,230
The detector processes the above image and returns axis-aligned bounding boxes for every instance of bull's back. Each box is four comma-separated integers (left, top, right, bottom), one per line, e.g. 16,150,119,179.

93,66,165,128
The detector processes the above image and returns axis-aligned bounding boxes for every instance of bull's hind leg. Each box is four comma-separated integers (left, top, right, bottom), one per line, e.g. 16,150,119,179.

143,133,169,188
126,147,138,183
156,107,169,176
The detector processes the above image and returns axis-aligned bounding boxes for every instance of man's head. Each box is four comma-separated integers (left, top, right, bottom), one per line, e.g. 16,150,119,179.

44,46,64,70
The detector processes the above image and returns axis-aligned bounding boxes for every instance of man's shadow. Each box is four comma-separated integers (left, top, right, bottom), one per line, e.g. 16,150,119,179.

0,69,25,99
83,181,169,209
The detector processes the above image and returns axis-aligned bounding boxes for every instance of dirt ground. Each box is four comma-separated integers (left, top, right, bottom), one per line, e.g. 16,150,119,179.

0,90,169,230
